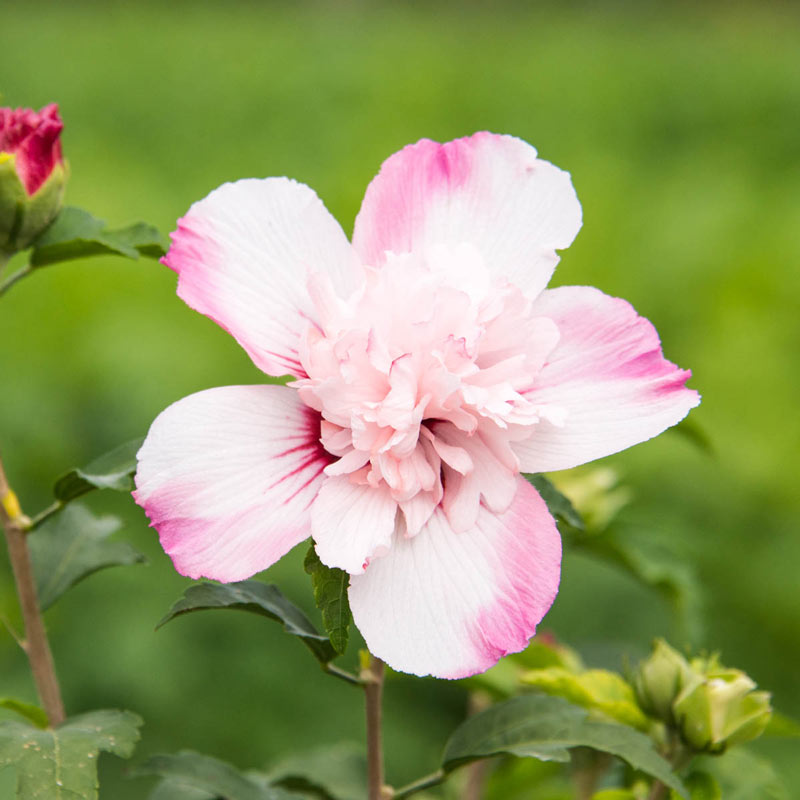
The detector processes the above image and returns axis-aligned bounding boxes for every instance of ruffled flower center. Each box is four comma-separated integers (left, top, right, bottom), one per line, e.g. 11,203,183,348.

294,244,565,534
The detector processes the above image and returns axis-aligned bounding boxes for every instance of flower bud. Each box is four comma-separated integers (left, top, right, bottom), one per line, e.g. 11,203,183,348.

0,104,67,255
549,466,632,531
632,639,694,723
673,664,772,753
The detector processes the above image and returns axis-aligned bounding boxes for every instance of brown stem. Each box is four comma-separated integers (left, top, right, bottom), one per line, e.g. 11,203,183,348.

647,780,668,800
0,453,65,726
573,750,612,800
464,692,493,800
648,733,689,800
364,654,386,800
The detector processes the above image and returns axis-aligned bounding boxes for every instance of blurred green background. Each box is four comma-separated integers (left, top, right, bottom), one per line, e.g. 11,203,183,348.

1,0,798,796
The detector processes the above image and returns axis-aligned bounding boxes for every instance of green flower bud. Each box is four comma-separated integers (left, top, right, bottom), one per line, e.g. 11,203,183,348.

673,666,772,753
633,639,694,723
549,466,632,531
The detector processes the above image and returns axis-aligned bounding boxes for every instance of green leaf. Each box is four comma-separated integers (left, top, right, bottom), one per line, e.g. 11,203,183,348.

303,545,352,655
134,751,302,800
0,698,48,729
157,580,336,664
106,221,169,259
763,710,800,738
522,667,650,730
696,749,789,800
524,475,584,530
592,791,638,800
670,771,721,800
29,503,146,610
669,418,714,456
442,695,686,797
148,781,217,800
268,742,367,800
30,206,167,267
567,527,704,644
0,709,142,800
53,438,144,503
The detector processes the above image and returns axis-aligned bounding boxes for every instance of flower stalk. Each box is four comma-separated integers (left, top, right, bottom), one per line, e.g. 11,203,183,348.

0,451,65,726
0,261,33,297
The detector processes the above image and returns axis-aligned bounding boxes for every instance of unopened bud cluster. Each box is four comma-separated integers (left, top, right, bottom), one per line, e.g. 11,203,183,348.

633,639,771,753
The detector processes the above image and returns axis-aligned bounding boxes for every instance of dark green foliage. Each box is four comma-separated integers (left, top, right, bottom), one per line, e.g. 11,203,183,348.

53,438,144,503
442,694,686,797
134,751,303,800
157,580,336,664
524,475,584,530
303,545,352,655
29,503,145,610
30,207,166,267
0,710,142,800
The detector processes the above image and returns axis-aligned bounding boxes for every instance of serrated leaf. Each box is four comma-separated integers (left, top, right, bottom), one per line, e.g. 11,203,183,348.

522,667,650,730
303,545,351,655
53,438,144,503
29,206,166,267
524,475,584,530
105,221,168,259
0,698,48,729
0,709,142,800
268,742,367,800
134,751,302,800
29,503,146,610
157,580,336,664
442,695,686,797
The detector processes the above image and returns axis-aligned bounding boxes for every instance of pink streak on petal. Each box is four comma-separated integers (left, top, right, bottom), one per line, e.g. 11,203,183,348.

468,481,562,674
352,132,581,300
162,178,360,378
134,385,330,582
514,286,700,473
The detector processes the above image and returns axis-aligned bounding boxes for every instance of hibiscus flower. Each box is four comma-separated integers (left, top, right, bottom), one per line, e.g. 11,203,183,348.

134,133,699,679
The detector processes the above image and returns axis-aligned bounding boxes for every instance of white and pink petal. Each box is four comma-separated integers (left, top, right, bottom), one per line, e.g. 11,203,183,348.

164,177,362,378
352,133,582,299
134,385,328,581
514,286,700,472
310,477,398,574
348,477,561,679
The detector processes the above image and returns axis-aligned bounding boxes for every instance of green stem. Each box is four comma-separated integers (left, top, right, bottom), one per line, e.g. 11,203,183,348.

0,262,33,297
393,770,446,799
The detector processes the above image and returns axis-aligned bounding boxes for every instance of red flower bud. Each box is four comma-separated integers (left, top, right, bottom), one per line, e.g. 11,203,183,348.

0,104,64,195
0,104,67,255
